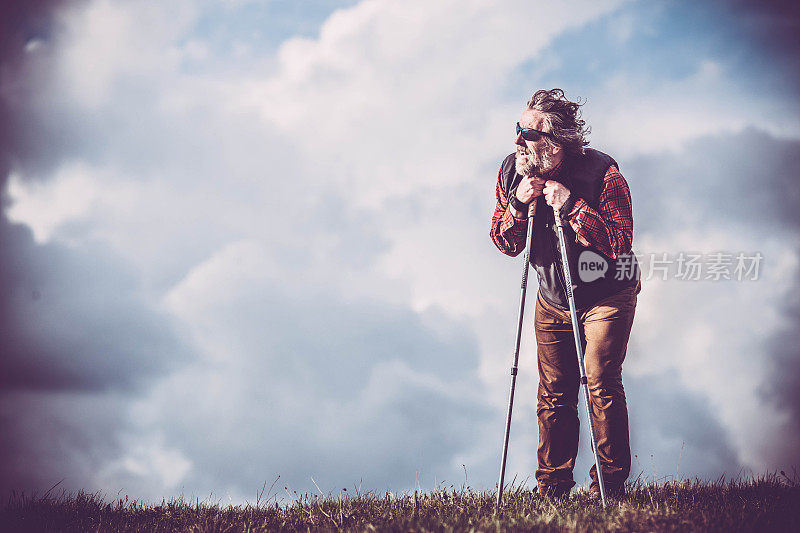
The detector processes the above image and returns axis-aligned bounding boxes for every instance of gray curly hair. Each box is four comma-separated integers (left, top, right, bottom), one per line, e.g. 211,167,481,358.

527,88,590,155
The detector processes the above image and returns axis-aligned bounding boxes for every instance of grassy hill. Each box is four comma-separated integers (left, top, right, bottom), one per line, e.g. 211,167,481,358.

2,474,798,532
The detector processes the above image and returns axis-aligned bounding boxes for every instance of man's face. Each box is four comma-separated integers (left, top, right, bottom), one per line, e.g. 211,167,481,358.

515,109,556,176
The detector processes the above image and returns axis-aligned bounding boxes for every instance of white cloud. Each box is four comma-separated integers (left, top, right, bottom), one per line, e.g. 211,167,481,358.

6,165,100,243
95,434,193,491
229,0,628,205
56,0,199,108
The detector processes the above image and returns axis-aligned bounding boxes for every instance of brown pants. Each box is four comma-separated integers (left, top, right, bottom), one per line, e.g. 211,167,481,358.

533,283,639,493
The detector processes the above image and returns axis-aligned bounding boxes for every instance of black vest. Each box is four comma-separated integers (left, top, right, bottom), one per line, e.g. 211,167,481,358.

500,148,640,310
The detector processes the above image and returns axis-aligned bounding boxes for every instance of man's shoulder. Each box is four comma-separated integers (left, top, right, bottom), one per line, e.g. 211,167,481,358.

564,148,619,186
577,147,619,172
501,152,516,174
498,152,518,195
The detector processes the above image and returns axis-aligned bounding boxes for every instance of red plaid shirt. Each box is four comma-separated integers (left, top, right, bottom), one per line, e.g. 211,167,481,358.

490,163,634,259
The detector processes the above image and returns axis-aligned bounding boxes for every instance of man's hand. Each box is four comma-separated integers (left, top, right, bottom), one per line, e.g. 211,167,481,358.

544,180,570,211
515,175,546,204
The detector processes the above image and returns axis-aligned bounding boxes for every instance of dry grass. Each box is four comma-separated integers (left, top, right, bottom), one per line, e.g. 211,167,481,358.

2,472,798,532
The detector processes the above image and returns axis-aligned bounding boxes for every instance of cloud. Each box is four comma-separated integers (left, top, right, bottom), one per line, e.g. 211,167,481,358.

0,0,194,496
762,296,800,468
719,0,800,89
0,219,192,393
625,371,741,480
0,390,135,495
619,129,800,471
628,129,800,232
113,239,493,499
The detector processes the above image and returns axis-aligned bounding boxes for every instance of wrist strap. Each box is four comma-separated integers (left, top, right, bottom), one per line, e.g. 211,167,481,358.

559,193,576,220
509,194,529,218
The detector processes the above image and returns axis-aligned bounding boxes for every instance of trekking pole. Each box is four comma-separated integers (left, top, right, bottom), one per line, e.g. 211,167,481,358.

552,206,607,509
496,198,537,512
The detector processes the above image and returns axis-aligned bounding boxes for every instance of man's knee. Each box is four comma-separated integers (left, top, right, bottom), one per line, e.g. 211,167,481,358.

536,401,579,423
586,372,625,398
537,379,579,410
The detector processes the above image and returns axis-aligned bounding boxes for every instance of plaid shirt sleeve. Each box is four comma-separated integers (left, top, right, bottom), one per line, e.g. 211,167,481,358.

565,165,633,259
490,166,528,257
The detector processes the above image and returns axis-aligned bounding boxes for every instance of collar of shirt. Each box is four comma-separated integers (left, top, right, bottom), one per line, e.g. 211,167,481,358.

542,159,564,180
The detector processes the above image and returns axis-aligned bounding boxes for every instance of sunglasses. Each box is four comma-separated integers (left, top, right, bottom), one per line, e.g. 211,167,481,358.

516,122,554,142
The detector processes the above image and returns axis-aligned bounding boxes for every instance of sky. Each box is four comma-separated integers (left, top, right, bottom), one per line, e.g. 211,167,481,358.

1,0,799,503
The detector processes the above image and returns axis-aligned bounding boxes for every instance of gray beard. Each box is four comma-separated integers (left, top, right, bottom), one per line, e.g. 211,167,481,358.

515,150,536,176
515,144,554,176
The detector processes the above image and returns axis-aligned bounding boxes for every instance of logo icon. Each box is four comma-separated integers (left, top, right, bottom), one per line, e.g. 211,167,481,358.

578,250,608,282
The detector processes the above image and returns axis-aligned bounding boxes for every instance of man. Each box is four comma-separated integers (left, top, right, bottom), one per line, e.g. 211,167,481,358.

490,89,640,499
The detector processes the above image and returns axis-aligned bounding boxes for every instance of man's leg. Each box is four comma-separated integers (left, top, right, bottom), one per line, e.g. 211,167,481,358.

534,290,580,494
580,283,638,495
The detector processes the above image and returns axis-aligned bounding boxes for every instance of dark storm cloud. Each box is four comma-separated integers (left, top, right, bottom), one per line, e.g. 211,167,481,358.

0,219,191,392
626,129,800,233
0,391,132,497
0,0,85,183
621,129,800,470
762,291,800,467
722,0,800,86
664,1,800,94
0,0,193,497
626,372,741,478
0,0,191,390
